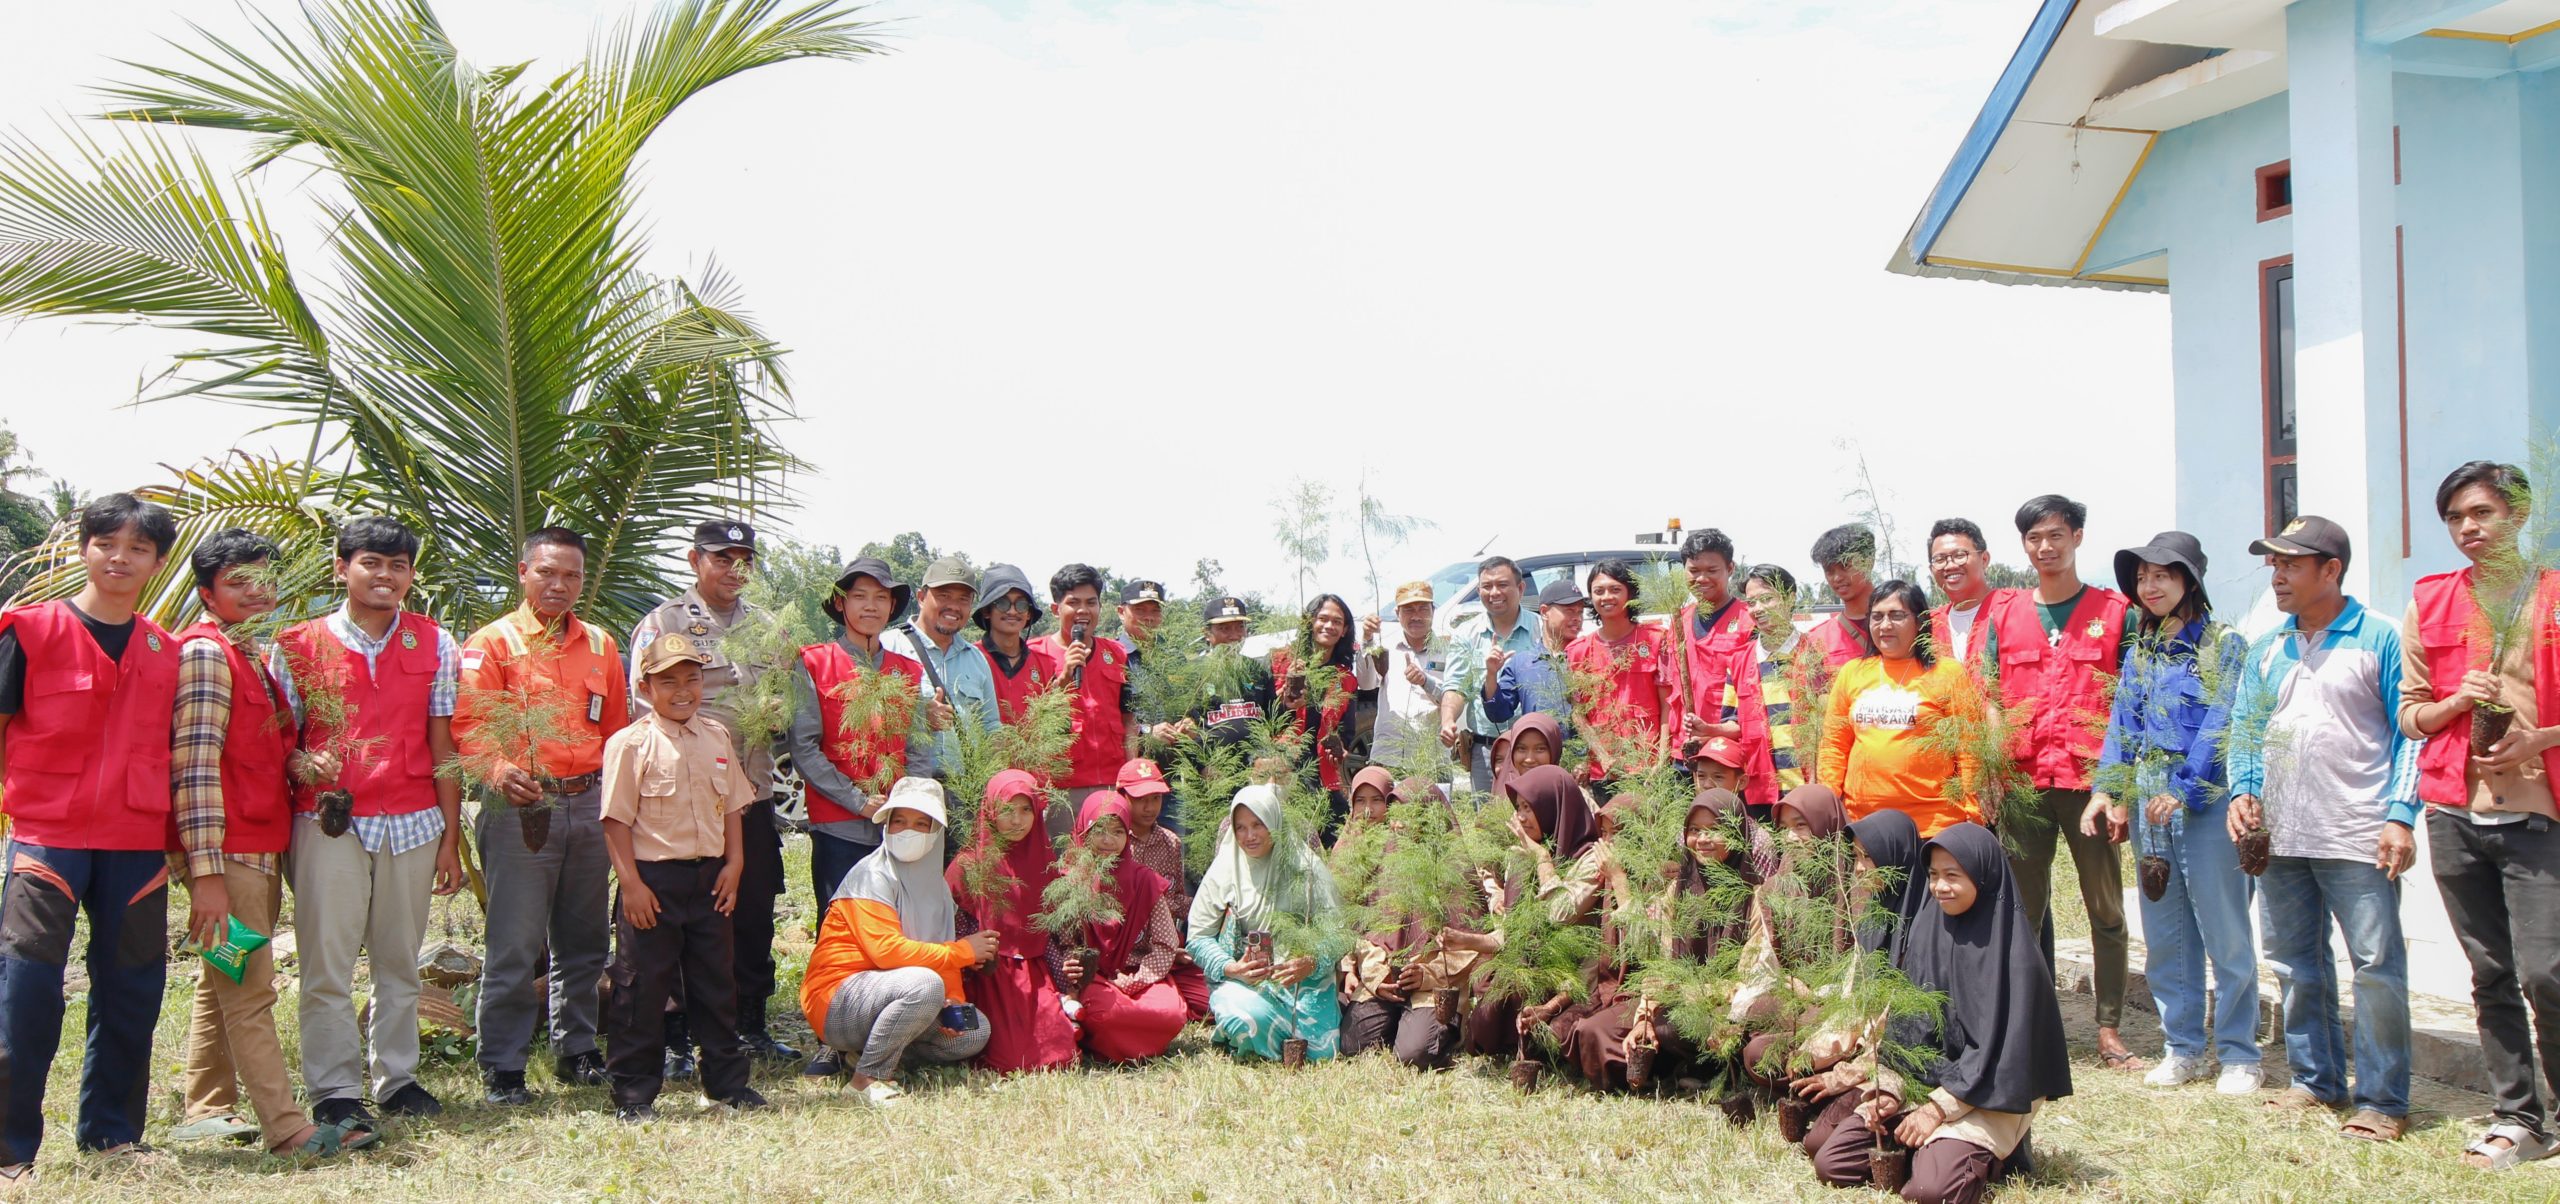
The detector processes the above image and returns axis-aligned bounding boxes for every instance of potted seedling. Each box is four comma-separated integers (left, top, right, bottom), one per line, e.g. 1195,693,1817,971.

449,678,582,852
1036,835,1125,992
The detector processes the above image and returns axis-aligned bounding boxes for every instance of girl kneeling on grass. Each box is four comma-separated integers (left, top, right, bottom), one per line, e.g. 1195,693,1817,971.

1451,763,1606,1060
799,779,1002,1106
1187,785,1344,1063
948,770,1078,1073
1065,791,1190,1063
1811,823,2070,1202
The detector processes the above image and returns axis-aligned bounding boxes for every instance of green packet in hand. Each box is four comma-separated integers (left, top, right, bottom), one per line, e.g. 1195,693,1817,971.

179,916,273,984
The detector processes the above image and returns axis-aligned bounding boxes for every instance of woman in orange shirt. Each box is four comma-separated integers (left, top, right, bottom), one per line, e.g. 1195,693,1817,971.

799,778,1001,1106
1816,581,1983,838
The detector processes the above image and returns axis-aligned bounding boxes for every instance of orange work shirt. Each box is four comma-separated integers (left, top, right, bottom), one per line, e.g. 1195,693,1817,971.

456,603,631,780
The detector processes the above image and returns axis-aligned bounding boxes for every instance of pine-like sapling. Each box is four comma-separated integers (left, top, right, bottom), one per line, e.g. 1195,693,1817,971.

1036,838,1125,981
447,678,583,851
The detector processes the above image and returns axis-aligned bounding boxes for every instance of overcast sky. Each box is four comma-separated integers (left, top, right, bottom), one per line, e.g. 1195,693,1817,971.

0,0,2176,610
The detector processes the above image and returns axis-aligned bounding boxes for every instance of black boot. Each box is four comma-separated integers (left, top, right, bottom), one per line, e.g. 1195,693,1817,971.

663,1010,698,1083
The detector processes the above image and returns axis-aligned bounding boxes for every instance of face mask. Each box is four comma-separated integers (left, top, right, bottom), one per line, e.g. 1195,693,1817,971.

885,828,939,863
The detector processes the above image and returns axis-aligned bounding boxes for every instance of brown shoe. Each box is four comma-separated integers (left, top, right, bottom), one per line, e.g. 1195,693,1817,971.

2341,1109,2408,1142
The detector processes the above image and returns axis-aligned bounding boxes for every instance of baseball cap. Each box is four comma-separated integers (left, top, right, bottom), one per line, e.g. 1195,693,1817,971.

1114,758,1172,798
637,632,713,677
1538,578,1587,608
1119,579,1169,606
2248,515,2352,564
1393,580,1434,608
920,555,975,590
1691,735,1749,771
827,556,912,623
880,776,948,828
693,519,756,553
1203,595,1249,625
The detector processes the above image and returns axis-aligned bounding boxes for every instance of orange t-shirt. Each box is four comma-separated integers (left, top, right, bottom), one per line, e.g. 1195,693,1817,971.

1817,655,1982,837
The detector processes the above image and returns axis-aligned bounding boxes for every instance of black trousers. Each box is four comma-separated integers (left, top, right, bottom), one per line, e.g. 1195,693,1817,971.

675,796,785,1036
609,858,747,1107
2430,809,2560,1138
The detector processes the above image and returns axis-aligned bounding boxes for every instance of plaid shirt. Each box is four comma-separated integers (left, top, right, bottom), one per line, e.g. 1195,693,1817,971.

173,633,282,879
1127,822,1189,929
268,604,459,856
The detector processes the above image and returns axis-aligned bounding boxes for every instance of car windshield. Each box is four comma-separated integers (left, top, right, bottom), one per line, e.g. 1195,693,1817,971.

1422,559,1479,608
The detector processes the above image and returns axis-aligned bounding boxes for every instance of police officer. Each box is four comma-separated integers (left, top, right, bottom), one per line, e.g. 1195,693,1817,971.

628,520,800,1068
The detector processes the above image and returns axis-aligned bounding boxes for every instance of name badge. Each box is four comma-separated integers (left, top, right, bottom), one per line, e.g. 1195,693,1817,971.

588,694,606,724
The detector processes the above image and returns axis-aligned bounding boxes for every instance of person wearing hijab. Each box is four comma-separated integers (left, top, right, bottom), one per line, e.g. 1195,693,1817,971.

1452,764,1604,1059
1337,768,1416,1058
945,770,1077,1073
1489,711,1564,800
798,779,1001,1106
1816,580,1985,837
1064,791,1189,1063
1734,783,1860,1085
1186,786,1345,1062
1812,823,2072,1201
1848,810,1928,961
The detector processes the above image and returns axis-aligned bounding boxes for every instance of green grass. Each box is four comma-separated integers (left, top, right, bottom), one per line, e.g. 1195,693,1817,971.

16,835,2558,1202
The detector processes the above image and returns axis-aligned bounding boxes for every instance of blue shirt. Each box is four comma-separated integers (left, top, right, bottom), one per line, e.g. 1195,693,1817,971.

882,621,998,776
1447,611,1544,739
2096,619,2247,810
2227,597,2420,860
1485,646,1573,731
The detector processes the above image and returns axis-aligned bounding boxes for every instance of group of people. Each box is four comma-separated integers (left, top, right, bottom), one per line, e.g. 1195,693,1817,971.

0,457,2555,1194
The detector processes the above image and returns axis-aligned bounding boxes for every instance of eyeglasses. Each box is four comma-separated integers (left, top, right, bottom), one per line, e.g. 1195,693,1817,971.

1927,553,1976,568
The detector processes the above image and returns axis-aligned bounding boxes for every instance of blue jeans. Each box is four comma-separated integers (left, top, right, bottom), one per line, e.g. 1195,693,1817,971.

0,843,169,1163
809,830,876,918
2257,854,2409,1115
2139,796,2261,1067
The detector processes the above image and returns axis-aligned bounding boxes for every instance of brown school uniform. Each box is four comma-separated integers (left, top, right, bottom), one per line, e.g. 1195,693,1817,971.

601,710,755,1107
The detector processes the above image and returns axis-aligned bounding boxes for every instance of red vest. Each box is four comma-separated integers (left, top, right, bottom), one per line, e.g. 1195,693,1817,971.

1929,589,2009,668
1677,599,1775,804
1034,633,1128,788
1990,587,2129,791
2411,568,2560,806
1566,624,1671,781
1808,613,1872,673
800,641,925,824
177,623,295,854
275,613,443,817
981,639,1054,726
0,600,181,850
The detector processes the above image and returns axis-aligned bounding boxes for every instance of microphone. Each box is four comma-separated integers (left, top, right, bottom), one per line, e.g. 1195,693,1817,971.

1068,621,1090,688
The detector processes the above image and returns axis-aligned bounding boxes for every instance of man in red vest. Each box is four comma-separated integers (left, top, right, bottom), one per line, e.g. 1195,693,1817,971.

783,555,930,1078
0,494,182,1179
1036,562,1132,838
1926,517,2004,667
1806,523,1879,673
1671,528,1774,805
167,530,345,1157
1986,493,2138,1071
2398,460,2560,1170
272,515,464,1134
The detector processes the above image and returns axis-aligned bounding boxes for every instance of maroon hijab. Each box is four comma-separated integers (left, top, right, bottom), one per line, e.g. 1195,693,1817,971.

1070,790,1165,978
1505,763,1597,862
946,768,1060,956
1491,712,1565,798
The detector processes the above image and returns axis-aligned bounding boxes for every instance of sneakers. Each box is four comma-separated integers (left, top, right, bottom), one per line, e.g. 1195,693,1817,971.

311,1097,378,1129
2144,1054,2206,1088
379,1082,443,1117
2216,1063,2266,1095
710,1087,770,1112
859,1080,904,1107
483,1069,533,1106
802,1048,843,1079
557,1050,609,1087
741,1030,804,1064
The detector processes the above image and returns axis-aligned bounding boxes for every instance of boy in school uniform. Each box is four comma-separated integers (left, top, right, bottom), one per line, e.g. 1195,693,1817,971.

601,633,764,1121
0,494,183,1182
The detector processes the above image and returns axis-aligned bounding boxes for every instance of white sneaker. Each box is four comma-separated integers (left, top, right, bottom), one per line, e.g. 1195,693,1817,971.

2144,1054,2205,1087
2215,1064,2265,1095
861,1080,904,1107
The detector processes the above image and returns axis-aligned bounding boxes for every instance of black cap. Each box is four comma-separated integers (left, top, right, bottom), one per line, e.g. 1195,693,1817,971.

827,556,911,623
1538,578,1587,608
971,563,1043,628
2249,515,2352,564
693,519,756,552
1203,595,1249,624
2114,531,2213,613
1118,579,1168,606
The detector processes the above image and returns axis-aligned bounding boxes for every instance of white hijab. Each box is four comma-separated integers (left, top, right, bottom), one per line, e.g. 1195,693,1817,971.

1186,784,1337,939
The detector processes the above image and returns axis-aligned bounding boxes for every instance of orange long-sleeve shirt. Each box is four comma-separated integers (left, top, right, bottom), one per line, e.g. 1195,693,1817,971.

1817,655,1982,837
799,897,975,1034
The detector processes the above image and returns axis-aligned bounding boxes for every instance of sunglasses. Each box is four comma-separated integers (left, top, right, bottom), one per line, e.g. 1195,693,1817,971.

986,598,1033,615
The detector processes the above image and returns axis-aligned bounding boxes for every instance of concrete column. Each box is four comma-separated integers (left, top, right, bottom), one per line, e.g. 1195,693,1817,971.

2286,0,2403,603
2524,71,2560,433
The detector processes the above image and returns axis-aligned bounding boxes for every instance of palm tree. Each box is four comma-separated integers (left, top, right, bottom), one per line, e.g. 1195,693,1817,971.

0,0,882,630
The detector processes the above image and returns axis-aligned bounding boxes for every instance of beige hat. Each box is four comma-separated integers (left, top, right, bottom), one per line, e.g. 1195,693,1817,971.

638,632,713,677
1393,580,1434,608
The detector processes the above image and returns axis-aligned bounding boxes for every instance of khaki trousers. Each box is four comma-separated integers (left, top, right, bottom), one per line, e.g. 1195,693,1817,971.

180,862,309,1148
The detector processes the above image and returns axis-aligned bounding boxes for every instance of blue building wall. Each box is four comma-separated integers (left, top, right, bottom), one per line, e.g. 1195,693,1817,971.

2083,76,2560,613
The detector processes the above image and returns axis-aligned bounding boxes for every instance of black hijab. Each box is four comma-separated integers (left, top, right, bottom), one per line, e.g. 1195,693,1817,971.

1847,810,1926,959
1505,764,1596,863
1896,822,2072,1114
1672,788,1770,960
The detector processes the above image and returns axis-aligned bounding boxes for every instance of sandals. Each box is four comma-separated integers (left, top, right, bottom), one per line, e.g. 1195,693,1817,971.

2264,1086,2343,1112
2097,1047,2150,1072
2461,1122,2554,1170
282,1119,381,1159
2340,1109,2408,1142
168,1114,261,1144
